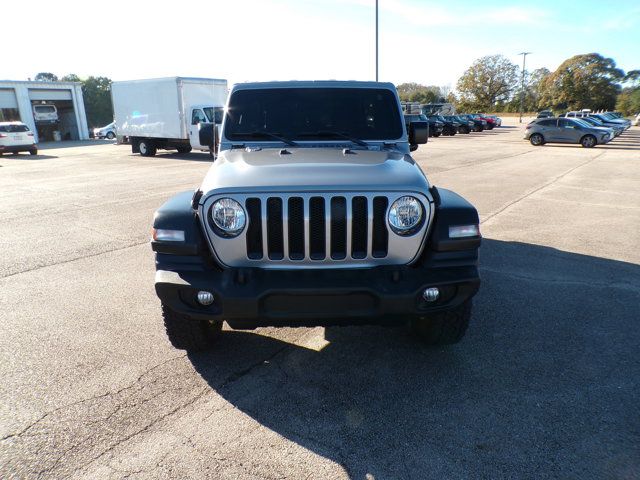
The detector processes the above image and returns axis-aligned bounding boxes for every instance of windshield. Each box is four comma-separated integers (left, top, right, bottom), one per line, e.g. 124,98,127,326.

35,105,56,113
224,88,403,142
0,124,29,132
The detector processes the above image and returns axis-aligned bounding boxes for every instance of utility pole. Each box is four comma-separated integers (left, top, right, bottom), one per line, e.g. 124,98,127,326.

375,0,379,81
518,52,531,123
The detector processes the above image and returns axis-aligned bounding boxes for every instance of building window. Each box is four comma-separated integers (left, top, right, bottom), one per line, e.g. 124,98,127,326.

0,108,20,122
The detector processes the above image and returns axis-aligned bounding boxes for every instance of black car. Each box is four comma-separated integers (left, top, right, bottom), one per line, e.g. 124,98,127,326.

430,115,457,136
421,115,444,137
448,115,473,134
458,114,486,132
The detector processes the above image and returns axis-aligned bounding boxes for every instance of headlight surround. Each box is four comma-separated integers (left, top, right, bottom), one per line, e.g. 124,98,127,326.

210,198,246,237
388,196,424,235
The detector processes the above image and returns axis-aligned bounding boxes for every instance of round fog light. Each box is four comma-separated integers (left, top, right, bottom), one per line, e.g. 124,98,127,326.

196,291,214,306
422,287,440,302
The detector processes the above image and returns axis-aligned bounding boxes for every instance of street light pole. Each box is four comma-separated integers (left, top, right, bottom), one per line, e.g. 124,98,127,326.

375,0,379,81
518,52,531,123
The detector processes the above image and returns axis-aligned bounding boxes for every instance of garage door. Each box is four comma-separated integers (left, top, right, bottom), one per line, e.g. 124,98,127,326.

0,89,18,108
29,89,73,101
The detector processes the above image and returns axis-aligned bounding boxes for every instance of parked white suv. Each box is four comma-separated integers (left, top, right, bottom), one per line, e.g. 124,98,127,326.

0,122,37,156
635,113,640,126
93,122,116,139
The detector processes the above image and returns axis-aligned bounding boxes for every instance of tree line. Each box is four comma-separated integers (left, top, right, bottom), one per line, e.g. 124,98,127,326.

398,53,640,115
33,72,113,128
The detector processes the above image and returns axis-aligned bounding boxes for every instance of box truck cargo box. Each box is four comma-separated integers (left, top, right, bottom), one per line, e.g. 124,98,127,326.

112,77,228,156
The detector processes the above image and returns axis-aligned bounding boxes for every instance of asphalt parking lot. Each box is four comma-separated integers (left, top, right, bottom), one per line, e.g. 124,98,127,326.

1,118,639,479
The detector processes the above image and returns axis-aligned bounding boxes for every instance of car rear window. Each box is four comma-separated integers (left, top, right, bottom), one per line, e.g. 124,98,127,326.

224,87,403,141
0,124,30,132
35,105,56,113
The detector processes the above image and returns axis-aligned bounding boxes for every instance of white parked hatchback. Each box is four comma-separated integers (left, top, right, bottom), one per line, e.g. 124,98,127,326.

0,122,37,156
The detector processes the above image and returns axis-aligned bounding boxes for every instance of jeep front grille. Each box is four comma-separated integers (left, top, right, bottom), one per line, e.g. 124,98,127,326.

245,195,389,262
200,192,432,269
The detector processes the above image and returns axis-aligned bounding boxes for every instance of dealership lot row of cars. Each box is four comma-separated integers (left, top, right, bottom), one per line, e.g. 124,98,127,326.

404,112,503,139
525,110,633,148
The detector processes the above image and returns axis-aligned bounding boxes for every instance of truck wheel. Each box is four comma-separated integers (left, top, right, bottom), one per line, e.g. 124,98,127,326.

410,300,472,345
581,135,597,148
433,132,441,137
161,303,222,351
176,146,192,154
139,140,156,157
529,133,544,146
29,148,38,156
106,132,115,140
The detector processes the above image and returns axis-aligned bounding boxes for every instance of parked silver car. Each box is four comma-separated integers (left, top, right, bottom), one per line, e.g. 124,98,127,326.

524,117,613,148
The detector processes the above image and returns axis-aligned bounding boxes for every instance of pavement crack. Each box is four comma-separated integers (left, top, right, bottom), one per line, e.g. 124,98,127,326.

481,151,606,225
0,240,149,279
481,266,640,294
1,354,186,442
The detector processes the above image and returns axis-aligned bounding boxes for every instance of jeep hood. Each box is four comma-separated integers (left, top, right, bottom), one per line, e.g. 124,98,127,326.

199,148,430,194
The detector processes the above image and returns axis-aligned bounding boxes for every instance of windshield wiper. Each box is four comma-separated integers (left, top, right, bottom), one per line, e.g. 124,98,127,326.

235,131,298,147
298,131,368,147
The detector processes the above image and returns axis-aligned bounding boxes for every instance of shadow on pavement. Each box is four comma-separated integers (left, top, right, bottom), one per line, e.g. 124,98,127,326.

188,239,640,479
0,153,58,160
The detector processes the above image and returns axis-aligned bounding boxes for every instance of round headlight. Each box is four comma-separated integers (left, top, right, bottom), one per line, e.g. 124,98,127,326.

388,196,423,235
211,198,246,237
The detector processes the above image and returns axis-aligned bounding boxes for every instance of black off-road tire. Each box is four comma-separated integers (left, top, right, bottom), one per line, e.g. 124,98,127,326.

161,303,223,351
138,139,157,157
581,135,597,148
176,146,192,154
529,133,544,146
410,300,472,345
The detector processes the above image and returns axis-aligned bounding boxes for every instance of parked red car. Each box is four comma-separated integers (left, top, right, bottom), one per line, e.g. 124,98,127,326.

471,114,496,130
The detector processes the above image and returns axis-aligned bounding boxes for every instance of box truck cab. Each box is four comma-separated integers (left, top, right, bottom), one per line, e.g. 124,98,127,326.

111,77,228,157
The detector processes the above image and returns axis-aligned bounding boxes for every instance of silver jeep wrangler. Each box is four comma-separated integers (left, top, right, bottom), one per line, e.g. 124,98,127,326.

152,81,481,351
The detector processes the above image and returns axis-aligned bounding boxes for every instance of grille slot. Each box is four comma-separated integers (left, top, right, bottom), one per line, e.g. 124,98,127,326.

309,197,326,260
330,197,347,260
351,196,368,259
372,196,389,258
245,198,263,259
288,197,305,260
266,198,284,260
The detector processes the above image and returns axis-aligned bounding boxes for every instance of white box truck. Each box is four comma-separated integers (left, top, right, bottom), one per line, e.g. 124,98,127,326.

112,77,228,157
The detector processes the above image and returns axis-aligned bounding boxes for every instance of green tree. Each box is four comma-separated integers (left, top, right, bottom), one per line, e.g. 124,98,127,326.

61,74,82,82
456,55,519,111
540,53,623,111
396,83,441,104
82,76,113,128
34,72,59,82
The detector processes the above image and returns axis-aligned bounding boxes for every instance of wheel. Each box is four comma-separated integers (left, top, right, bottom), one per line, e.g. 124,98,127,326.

106,131,115,140
433,132,441,137
29,148,38,156
410,300,472,345
581,135,597,148
176,146,192,154
529,133,544,146
161,303,222,351
138,139,156,157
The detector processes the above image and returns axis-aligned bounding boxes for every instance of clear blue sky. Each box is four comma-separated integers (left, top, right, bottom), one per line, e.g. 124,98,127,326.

4,0,639,88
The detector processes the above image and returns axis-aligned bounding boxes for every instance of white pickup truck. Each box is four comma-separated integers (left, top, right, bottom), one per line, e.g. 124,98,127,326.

111,77,228,156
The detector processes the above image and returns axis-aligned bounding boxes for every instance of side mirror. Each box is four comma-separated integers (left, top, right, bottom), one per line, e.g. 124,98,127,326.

409,121,429,146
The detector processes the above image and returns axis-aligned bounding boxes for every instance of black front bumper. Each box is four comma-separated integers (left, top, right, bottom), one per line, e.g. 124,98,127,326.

155,265,480,328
